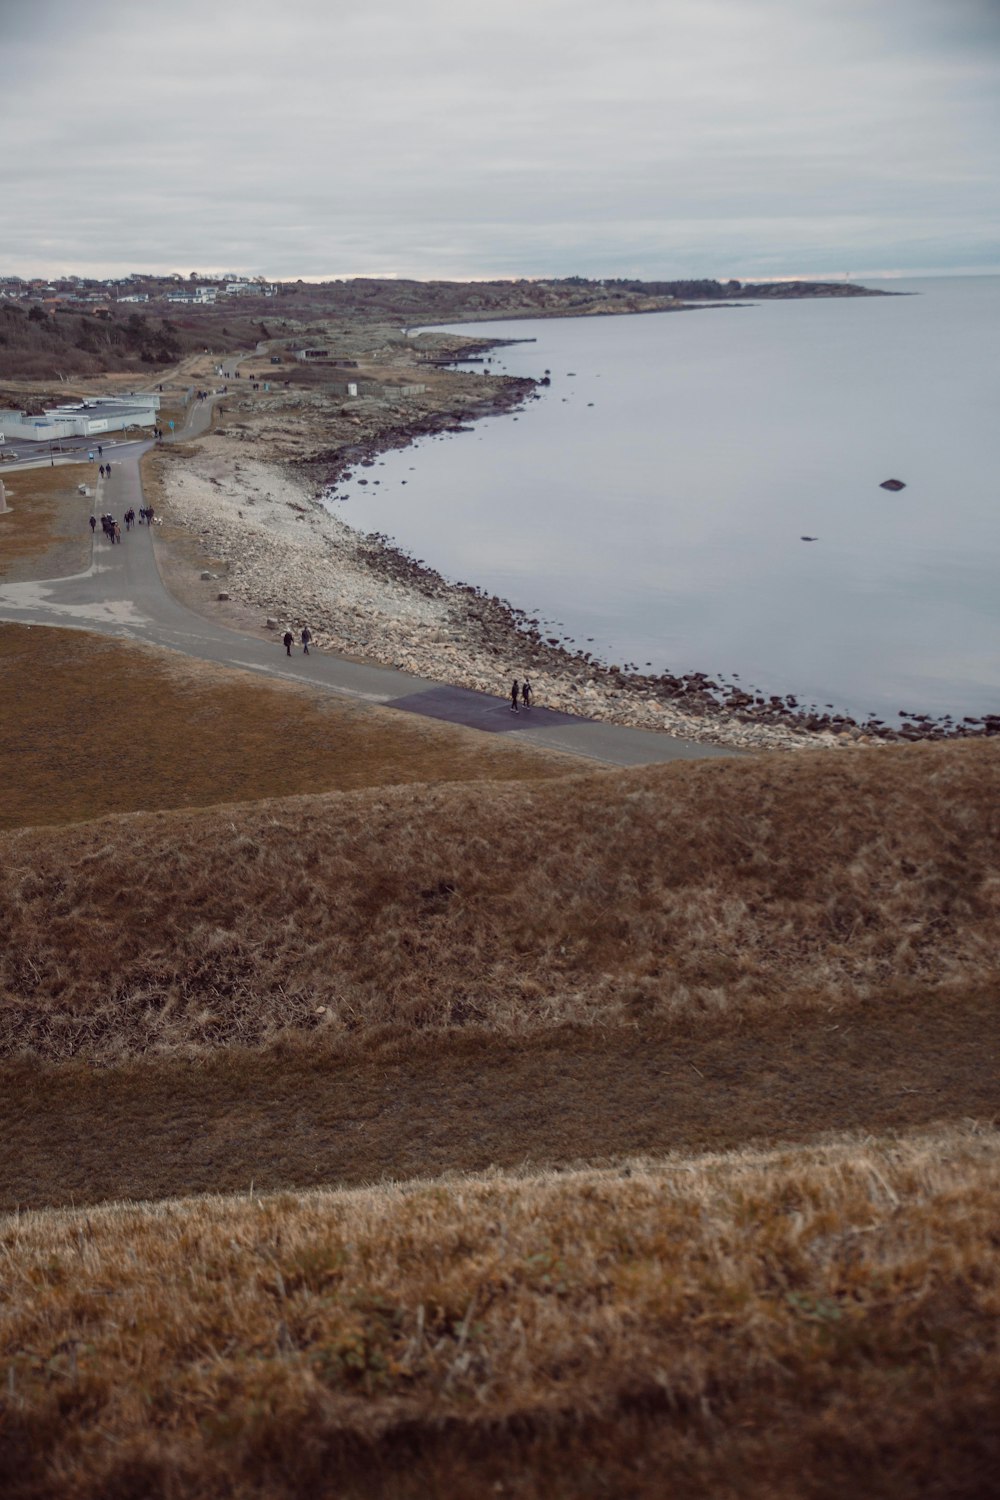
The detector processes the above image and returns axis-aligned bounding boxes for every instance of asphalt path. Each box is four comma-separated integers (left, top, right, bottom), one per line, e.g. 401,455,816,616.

0,408,736,768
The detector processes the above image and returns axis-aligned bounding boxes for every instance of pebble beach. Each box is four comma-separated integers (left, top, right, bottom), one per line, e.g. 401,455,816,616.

155,431,854,753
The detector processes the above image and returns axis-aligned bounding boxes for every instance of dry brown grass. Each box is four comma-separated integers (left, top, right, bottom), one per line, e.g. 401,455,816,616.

0,463,95,580
0,624,572,831
1,1126,997,1499
1,738,997,1061
2,986,995,1213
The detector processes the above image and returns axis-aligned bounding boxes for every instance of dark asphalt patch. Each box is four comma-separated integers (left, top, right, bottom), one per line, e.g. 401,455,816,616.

384,684,588,734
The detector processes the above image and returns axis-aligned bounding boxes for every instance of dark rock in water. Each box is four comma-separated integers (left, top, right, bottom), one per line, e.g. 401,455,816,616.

880,478,906,491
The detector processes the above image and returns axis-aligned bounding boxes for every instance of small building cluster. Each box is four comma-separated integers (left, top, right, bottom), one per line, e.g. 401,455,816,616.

0,272,280,309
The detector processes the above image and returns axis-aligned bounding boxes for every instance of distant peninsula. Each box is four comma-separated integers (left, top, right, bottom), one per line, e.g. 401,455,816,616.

0,272,884,380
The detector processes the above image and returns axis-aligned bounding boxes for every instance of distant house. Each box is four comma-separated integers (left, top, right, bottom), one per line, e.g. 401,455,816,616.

294,347,330,362
166,286,217,305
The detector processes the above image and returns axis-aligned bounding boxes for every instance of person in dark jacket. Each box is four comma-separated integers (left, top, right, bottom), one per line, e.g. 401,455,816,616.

301,626,312,655
283,630,294,657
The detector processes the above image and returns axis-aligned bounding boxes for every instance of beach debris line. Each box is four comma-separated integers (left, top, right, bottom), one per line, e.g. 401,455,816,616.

880,478,907,491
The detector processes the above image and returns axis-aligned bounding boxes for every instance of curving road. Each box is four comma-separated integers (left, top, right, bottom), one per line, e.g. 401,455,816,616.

0,404,736,767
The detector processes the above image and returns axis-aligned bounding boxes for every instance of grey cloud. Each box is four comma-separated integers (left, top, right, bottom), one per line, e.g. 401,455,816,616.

1,0,998,279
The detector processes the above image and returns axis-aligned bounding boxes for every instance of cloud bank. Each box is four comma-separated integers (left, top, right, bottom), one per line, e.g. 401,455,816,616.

2,0,998,279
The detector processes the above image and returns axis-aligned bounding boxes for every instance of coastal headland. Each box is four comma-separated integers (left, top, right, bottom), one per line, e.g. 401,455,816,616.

105,276,974,752
3,273,918,752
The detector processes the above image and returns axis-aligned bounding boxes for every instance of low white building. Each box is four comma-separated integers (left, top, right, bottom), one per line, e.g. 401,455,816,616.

166,286,217,305
0,394,159,442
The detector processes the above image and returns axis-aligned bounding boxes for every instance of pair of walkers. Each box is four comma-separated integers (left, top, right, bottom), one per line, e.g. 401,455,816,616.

283,626,312,657
510,678,532,712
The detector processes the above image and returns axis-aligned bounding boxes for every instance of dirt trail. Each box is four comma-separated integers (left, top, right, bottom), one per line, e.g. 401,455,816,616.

3,988,994,1211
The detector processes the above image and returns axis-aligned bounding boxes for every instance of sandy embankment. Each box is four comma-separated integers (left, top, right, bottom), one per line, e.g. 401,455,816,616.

153,430,839,752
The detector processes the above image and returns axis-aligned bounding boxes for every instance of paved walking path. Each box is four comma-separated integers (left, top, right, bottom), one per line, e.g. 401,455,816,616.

0,408,736,768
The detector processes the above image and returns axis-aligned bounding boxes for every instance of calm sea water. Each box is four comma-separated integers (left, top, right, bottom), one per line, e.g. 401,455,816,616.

328,277,1000,721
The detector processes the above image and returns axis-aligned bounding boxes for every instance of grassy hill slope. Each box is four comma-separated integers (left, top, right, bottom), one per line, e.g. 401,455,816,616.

2,738,996,1214
3,740,996,1061
2,1127,997,1500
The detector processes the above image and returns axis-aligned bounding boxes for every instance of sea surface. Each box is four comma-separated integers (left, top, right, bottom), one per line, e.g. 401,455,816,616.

327,276,1000,722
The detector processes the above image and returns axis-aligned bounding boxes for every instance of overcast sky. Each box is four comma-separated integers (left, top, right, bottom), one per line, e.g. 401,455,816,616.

3,0,998,282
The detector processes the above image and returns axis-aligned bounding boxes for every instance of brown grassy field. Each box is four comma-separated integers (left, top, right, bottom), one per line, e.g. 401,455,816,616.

2,732,995,1227
2,738,997,1060
1,1127,997,1500
0,463,95,581
0,624,570,831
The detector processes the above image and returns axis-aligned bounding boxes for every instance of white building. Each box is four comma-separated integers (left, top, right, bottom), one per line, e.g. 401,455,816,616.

166,286,217,305
0,394,159,442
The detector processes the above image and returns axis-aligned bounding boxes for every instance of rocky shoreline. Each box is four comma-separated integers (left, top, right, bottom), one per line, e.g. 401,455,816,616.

148,333,994,752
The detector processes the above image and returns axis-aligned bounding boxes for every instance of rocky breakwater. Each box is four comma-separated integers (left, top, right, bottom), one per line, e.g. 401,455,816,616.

153,438,816,750
297,374,537,492
160,440,989,751
327,529,872,751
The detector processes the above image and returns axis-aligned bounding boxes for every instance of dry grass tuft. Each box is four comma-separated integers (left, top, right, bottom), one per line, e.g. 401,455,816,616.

0,738,997,1061
1,1126,997,1498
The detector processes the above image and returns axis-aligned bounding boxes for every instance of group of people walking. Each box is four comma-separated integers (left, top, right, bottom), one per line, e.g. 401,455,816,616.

277,632,534,717
93,514,121,543
89,505,154,543
283,627,312,656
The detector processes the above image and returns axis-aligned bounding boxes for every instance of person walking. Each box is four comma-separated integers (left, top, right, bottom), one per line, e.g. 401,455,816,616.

283,630,294,657
510,679,520,713
521,679,532,709
89,514,96,535
301,625,312,655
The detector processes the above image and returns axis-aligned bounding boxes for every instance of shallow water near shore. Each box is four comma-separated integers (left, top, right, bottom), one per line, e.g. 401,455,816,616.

329,276,1000,722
